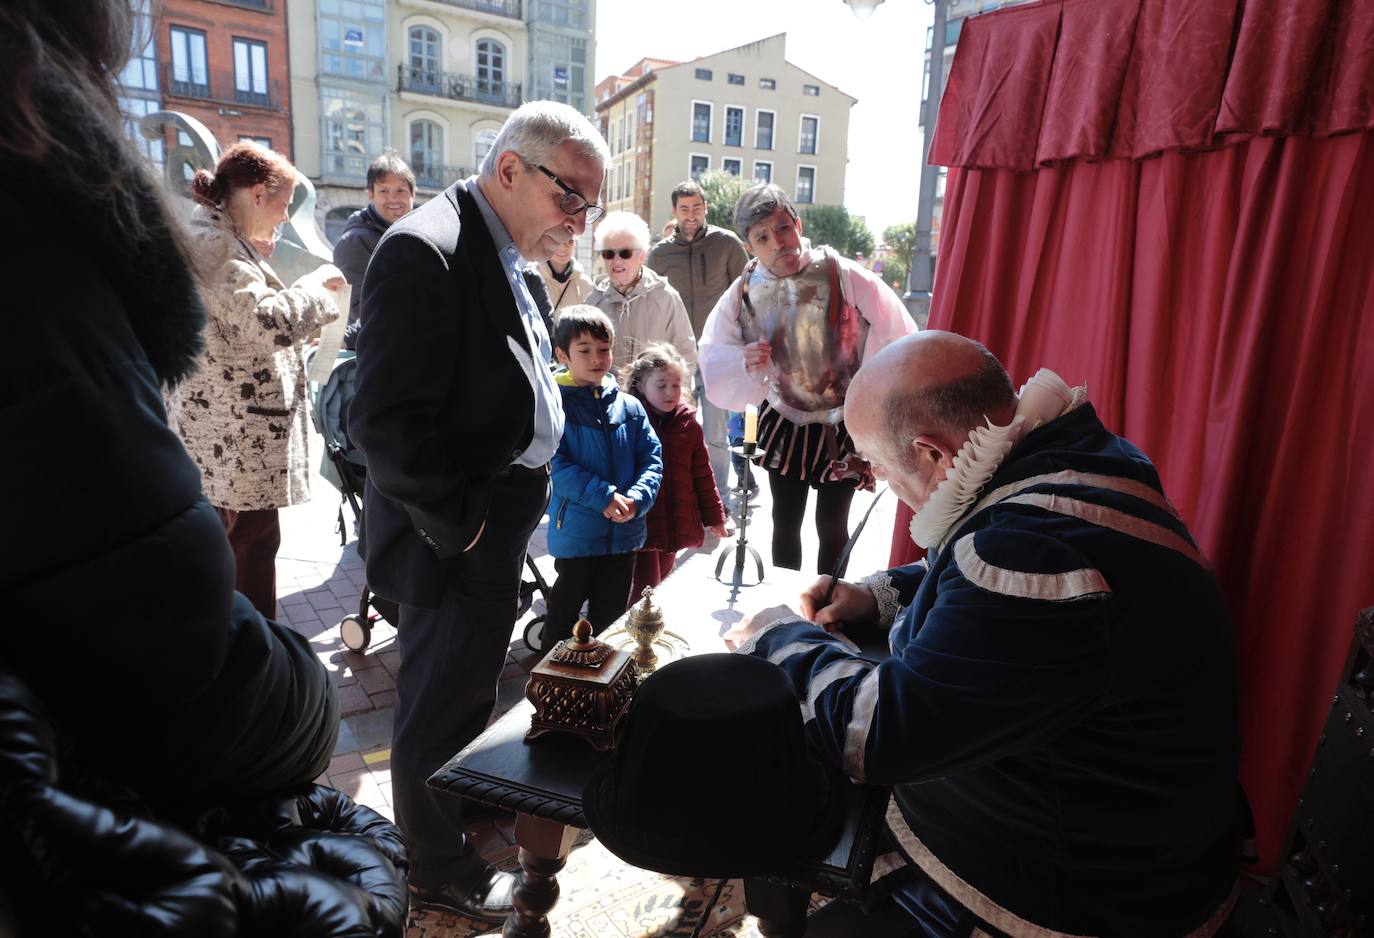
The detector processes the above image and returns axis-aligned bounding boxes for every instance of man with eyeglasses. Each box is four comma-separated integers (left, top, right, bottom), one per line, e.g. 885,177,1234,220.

350,101,609,923
647,181,749,504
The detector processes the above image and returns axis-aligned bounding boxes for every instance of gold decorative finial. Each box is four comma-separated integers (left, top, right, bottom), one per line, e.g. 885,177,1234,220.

627,588,666,674
573,617,593,644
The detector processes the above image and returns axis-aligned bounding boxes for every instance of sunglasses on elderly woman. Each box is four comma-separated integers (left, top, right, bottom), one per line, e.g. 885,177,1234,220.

600,248,638,260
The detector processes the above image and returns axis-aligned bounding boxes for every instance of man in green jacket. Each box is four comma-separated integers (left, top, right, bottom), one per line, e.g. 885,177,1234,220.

646,180,749,502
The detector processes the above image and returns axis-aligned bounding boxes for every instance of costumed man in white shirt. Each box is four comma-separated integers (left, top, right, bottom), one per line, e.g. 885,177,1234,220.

698,183,916,574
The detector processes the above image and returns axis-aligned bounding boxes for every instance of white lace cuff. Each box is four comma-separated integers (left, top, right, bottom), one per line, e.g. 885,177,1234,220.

861,572,903,628
734,613,808,657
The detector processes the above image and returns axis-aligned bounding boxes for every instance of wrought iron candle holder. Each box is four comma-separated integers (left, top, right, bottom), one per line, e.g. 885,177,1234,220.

713,442,766,586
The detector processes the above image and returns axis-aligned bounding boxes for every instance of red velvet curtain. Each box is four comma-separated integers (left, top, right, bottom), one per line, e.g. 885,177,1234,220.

890,0,1374,870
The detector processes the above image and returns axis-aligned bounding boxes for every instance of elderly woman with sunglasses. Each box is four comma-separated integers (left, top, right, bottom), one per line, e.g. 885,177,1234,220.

587,211,697,376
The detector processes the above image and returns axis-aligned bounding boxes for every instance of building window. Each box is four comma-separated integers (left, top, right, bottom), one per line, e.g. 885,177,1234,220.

169,26,209,98
320,86,385,181
722,158,741,176
759,77,776,90
408,26,441,94
724,106,743,147
319,0,386,82
691,101,712,143
475,127,498,170
535,0,588,28
232,38,270,107
796,166,815,204
121,3,159,95
120,0,162,166
755,110,775,150
753,160,772,183
239,135,273,148
695,68,712,81
531,31,587,108
799,115,819,154
410,119,445,189
121,95,165,165
476,38,505,98
690,154,709,180
623,116,633,151
728,72,744,86
803,84,821,96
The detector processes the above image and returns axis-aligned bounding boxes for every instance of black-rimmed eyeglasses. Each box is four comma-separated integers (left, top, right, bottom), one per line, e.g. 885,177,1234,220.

534,164,605,224
600,248,637,260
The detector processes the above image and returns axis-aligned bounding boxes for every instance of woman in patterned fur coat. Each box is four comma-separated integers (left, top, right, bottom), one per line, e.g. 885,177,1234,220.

171,144,343,617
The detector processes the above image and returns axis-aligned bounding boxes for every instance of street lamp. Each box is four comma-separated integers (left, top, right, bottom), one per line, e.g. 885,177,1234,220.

847,0,946,329
844,0,886,18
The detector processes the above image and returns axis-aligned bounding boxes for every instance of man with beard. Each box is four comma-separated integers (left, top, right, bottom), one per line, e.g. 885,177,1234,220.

647,181,748,502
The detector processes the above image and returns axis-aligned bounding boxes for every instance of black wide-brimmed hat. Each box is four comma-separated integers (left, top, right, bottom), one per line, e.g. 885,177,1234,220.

582,653,846,879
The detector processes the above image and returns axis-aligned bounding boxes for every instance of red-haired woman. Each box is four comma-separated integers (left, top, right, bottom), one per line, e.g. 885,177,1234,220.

172,142,344,618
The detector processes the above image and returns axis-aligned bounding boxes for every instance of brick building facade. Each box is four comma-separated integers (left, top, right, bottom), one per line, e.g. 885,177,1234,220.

154,0,293,158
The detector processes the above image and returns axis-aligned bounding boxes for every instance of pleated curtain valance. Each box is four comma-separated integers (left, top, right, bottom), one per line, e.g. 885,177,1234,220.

928,0,1374,171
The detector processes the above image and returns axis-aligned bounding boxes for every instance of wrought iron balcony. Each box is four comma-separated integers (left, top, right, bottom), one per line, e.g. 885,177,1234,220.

417,0,521,18
160,64,281,111
412,163,476,191
398,66,522,109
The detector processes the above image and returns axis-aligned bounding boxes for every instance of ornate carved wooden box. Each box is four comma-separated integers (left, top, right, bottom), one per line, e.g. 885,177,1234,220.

525,618,636,751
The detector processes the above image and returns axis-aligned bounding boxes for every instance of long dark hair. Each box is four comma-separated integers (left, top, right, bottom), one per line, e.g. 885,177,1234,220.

0,0,208,384
0,0,178,243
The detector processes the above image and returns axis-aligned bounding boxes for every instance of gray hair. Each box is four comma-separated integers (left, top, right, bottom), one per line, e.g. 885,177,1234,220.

479,100,610,177
594,211,650,252
882,344,1015,467
733,183,799,241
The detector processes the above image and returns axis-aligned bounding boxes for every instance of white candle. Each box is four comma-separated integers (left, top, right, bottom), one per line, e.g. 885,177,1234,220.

743,404,758,445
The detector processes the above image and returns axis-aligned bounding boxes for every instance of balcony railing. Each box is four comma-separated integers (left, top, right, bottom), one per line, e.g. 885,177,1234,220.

412,163,475,191
398,66,522,109
420,0,521,18
160,64,281,111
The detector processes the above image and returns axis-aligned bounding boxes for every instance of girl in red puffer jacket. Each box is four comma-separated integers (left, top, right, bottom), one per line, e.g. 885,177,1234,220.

624,344,731,600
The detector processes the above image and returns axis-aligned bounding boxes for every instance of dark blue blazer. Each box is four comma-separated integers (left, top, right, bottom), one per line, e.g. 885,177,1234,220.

350,179,552,609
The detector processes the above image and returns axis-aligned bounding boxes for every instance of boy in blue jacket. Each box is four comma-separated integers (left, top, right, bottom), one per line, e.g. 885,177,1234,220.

544,306,663,643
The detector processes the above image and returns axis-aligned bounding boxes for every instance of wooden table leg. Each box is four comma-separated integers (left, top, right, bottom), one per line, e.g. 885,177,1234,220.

743,877,811,938
504,813,580,938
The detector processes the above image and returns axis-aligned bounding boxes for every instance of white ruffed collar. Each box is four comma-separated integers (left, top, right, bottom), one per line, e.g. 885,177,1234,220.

909,368,1088,550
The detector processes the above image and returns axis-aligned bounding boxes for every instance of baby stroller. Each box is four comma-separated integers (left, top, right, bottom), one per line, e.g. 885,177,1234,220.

309,348,550,654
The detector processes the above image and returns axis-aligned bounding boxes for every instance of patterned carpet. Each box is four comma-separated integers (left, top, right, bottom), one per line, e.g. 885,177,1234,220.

406,832,828,937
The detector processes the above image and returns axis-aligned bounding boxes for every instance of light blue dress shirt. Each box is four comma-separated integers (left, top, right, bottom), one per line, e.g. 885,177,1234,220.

469,180,564,468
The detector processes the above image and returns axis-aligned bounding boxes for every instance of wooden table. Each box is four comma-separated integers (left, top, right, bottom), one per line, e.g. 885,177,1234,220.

427,550,891,938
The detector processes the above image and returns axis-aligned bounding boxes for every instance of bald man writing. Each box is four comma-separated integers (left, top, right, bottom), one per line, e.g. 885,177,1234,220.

726,332,1243,937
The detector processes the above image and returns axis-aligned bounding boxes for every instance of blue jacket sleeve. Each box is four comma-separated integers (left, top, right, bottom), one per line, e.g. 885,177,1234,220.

551,437,616,512
624,402,663,511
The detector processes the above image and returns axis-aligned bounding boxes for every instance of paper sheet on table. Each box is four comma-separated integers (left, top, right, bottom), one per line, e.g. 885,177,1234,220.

308,283,350,384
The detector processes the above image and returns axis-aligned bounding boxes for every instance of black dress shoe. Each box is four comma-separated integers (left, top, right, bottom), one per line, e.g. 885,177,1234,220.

408,867,516,922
